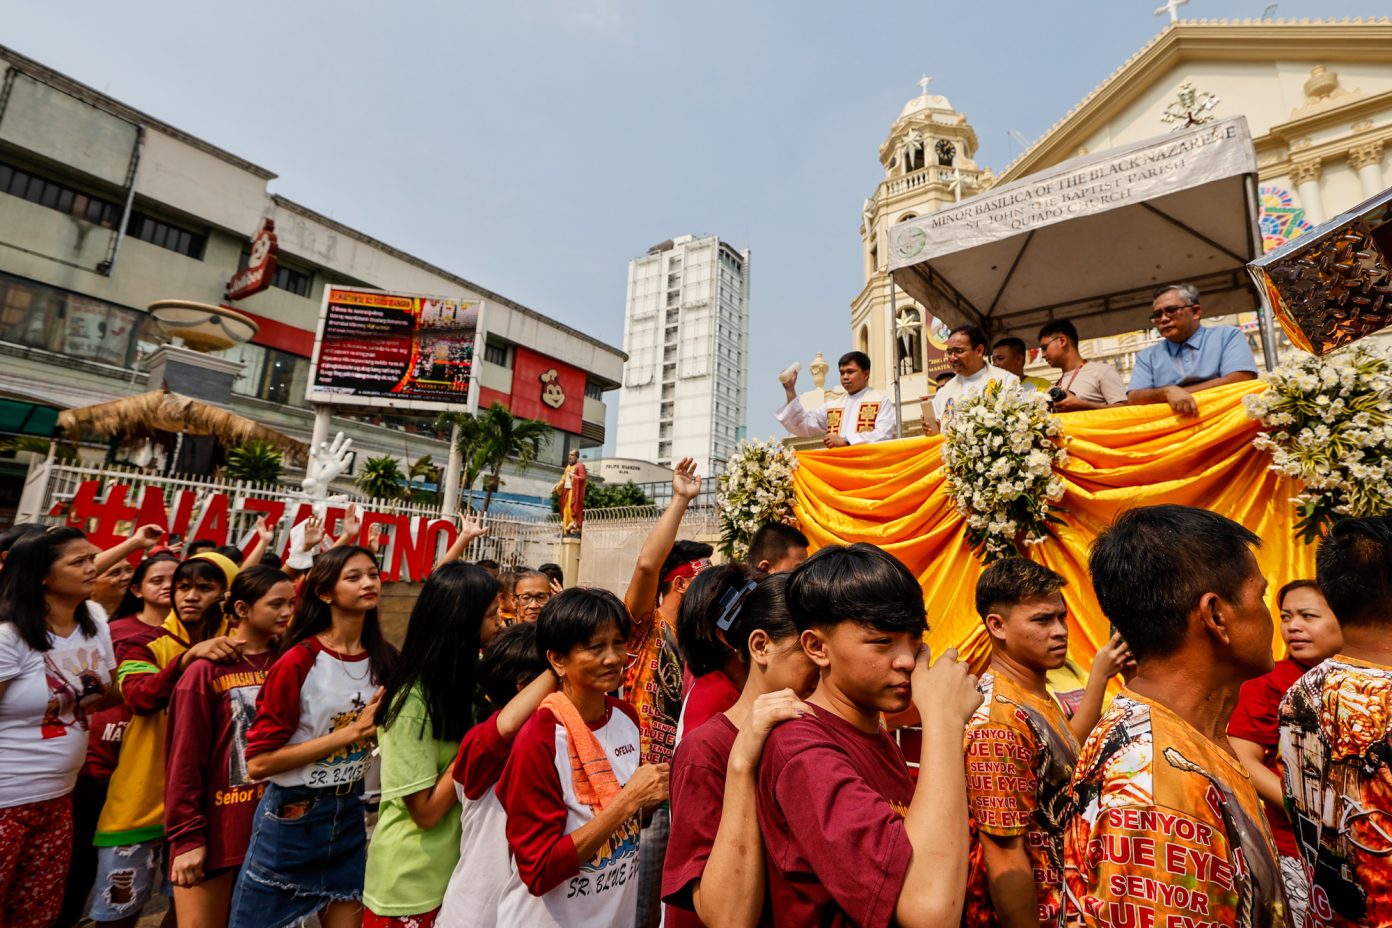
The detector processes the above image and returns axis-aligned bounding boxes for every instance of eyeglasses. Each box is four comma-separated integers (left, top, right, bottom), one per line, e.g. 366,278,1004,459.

944,347,972,357
517,593,551,604
1150,304,1195,322
1038,335,1064,351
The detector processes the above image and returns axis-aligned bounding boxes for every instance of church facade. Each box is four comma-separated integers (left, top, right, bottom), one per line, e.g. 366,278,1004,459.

849,17,1392,432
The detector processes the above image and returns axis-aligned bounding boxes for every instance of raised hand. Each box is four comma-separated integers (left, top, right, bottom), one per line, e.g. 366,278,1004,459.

340,502,362,543
458,513,487,542
132,524,164,549
255,515,276,544
672,457,701,502
911,645,981,726
301,515,326,552
1092,631,1135,680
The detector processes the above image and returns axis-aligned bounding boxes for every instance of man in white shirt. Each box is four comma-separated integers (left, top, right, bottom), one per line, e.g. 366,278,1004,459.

777,351,897,447
926,325,1019,435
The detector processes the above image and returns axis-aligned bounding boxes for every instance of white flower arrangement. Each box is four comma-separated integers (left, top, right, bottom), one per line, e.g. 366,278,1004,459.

941,381,1068,562
1243,341,1392,542
718,438,800,560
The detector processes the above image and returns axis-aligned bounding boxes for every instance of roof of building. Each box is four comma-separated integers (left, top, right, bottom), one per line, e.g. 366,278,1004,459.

998,17,1392,182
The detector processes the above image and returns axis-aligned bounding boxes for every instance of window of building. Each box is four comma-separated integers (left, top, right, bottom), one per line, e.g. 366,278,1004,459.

0,161,121,228
584,381,603,400
0,272,153,368
221,342,308,406
127,211,206,259
484,339,510,367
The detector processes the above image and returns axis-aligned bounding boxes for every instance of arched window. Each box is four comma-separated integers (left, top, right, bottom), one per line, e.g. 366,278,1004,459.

858,324,870,355
896,307,924,375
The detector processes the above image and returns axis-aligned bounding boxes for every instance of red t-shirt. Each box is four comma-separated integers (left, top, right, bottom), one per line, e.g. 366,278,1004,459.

678,672,740,742
164,650,274,871
662,713,739,928
81,615,148,778
1227,657,1309,858
756,705,914,928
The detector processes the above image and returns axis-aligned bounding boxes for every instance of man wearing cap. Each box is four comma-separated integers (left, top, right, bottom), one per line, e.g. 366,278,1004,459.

1127,283,1257,416
777,350,897,447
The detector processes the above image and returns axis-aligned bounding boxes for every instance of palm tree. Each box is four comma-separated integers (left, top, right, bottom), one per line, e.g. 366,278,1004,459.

471,403,551,515
356,455,407,501
435,410,486,509
224,439,283,484
407,454,440,504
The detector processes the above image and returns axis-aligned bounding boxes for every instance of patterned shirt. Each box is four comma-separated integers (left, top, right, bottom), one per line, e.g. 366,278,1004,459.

1278,656,1392,928
1063,691,1288,928
963,671,1079,927
622,609,683,766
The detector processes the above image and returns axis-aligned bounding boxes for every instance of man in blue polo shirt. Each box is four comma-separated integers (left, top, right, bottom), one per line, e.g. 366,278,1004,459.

1127,282,1257,416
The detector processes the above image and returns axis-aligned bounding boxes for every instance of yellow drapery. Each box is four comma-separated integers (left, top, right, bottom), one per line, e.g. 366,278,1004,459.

791,380,1314,672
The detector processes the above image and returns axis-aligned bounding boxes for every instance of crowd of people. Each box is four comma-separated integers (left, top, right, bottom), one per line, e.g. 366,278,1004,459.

778,282,1259,444
1,453,1390,928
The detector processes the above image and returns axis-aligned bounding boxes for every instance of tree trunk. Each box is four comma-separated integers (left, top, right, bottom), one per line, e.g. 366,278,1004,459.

482,469,499,515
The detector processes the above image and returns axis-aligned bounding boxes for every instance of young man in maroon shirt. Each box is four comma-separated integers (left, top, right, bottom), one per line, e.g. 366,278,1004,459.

756,543,983,928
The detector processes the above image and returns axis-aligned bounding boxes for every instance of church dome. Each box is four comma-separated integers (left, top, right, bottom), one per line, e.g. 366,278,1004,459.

899,91,955,120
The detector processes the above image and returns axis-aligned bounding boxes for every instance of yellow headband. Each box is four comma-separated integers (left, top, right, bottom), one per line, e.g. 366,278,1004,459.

189,551,239,586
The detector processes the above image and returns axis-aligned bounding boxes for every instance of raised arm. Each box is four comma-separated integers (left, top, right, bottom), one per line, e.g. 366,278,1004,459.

435,514,487,570
894,647,982,928
692,689,808,928
1068,632,1132,743
243,515,276,568
624,459,701,620
95,524,163,575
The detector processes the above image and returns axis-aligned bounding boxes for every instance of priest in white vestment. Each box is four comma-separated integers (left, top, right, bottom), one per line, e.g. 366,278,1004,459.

776,351,897,447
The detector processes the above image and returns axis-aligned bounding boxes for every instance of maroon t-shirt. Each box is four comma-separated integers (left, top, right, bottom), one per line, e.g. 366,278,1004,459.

164,650,275,871
1227,656,1310,858
663,713,739,928
756,705,914,928
81,615,151,778
679,672,740,740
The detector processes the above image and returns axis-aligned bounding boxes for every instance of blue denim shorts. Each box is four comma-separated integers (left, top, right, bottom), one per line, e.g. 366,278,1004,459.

228,781,367,928
89,840,170,922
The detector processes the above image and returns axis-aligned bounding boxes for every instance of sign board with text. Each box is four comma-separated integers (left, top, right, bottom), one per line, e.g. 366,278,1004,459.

306,286,483,413
887,117,1261,343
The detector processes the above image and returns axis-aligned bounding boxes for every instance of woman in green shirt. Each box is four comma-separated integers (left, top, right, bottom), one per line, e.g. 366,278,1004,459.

363,563,503,926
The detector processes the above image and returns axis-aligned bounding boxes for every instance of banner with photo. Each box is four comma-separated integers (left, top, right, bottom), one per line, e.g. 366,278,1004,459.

307,286,483,413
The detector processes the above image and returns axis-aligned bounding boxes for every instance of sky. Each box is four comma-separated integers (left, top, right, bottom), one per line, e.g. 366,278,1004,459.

1,0,1387,448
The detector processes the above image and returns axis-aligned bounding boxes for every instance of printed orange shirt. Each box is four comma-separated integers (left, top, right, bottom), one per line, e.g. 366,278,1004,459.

1063,691,1288,928
1278,656,1392,928
621,608,682,766
963,671,1079,927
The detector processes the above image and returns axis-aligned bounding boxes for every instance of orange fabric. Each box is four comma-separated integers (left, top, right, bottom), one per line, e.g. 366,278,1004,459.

791,380,1314,673
540,692,622,812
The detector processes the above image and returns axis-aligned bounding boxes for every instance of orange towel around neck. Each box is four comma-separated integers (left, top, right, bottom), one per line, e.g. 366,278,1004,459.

541,692,622,813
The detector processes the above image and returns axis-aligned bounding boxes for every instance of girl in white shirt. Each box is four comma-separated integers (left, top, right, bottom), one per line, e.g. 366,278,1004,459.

0,527,115,928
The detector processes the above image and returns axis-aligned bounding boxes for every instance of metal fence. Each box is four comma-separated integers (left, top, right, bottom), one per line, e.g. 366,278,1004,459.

18,457,722,594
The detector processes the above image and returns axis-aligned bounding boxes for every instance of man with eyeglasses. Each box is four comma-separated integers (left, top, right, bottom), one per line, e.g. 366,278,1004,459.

1036,320,1127,412
1126,283,1256,416
924,325,1018,436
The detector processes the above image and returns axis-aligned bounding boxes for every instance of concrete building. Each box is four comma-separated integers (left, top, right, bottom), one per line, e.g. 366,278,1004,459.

0,43,624,522
615,234,749,476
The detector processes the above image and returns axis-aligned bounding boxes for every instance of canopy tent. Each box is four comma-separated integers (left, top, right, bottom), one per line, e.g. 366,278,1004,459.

887,117,1276,356
58,388,307,463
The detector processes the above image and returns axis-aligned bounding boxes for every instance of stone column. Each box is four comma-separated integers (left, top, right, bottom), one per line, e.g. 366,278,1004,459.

1292,159,1326,225
1349,142,1386,200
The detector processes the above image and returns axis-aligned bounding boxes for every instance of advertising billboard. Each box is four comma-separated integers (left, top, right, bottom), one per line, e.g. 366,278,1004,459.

306,286,483,413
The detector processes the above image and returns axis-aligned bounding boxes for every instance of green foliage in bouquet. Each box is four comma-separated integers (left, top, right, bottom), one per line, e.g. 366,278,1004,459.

1244,342,1392,543
718,438,799,561
941,381,1068,563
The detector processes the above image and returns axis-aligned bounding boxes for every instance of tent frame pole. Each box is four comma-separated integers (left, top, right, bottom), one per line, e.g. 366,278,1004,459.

890,283,903,439
1244,175,1280,371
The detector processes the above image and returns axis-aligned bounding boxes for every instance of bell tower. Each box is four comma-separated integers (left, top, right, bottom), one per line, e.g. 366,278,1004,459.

851,78,993,427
